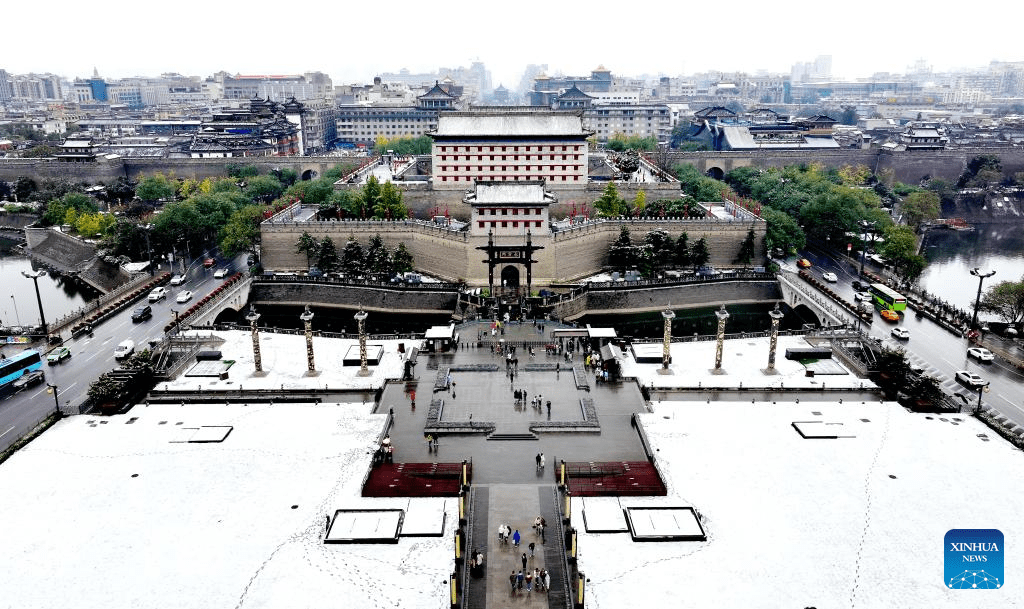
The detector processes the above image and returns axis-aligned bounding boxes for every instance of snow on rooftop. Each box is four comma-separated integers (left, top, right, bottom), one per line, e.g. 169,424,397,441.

577,401,1023,608
0,401,455,609
623,334,877,390
160,330,409,392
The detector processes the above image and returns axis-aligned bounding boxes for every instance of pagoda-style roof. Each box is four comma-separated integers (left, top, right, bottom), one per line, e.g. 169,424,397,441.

418,81,457,100
557,85,594,100
694,106,738,119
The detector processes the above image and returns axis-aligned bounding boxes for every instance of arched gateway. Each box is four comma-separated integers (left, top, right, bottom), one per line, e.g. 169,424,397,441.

469,181,549,295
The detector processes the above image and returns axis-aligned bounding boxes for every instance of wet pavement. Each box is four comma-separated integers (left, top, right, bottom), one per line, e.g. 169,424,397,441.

377,320,651,484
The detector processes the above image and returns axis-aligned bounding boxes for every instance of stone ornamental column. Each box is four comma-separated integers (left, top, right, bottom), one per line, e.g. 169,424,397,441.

713,305,730,373
300,305,318,376
764,303,784,374
246,305,264,375
660,309,675,373
355,309,370,376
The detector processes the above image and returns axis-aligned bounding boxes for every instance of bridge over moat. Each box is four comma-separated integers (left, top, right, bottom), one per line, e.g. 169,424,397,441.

178,272,850,336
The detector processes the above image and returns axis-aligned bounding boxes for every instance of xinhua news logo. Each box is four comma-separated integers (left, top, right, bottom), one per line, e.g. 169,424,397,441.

945,529,1003,589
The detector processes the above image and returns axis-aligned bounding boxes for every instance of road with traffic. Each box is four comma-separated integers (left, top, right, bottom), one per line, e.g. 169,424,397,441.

798,247,1024,423
0,254,241,455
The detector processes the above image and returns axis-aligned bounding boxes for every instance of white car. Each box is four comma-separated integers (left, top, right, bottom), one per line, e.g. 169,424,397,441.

967,347,995,362
821,271,838,282
214,267,231,279
176,290,193,304
955,370,988,388
113,339,135,360
891,327,910,340
855,291,872,302
1007,327,1019,337
148,287,167,302
170,274,186,286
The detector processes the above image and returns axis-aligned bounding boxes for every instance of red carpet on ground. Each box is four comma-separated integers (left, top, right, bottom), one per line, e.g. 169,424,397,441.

362,462,467,497
559,461,667,496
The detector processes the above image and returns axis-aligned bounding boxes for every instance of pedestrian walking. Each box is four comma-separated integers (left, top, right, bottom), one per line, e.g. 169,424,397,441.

517,570,524,591
498,524,506,543
535,453,542,469
510,571,517,594
425,434,434,452
512,529,521,548
542,569,550,591
525,570,534,592
529,542,535,558
546,401,551,415
540,453,546,469
522,552,528,571
534,568,543,590
539,523,546,544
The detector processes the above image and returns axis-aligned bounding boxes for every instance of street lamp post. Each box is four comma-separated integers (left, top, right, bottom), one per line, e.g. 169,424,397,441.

22,269,48,338
46,383,62,417
858,221,875,278
969,268,996,330
143,223,155,276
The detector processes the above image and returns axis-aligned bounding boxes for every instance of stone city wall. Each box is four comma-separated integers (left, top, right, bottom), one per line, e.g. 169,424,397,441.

261,217,765,285
249,280,458,314
6,148,1024,188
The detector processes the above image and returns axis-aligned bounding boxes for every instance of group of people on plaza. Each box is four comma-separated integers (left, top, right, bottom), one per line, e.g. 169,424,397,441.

498,517,550,595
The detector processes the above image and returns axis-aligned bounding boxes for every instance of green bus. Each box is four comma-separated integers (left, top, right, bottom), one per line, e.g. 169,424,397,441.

870,283,907,311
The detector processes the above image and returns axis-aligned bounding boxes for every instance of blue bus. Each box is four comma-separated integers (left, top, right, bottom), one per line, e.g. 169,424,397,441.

0,350,44,390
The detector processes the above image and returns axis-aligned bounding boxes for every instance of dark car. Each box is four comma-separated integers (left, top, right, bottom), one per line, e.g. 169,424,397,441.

131,305,153,322
12,369,45,391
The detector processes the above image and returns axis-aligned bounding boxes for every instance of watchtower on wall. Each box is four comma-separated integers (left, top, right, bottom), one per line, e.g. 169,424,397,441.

466,181,553,294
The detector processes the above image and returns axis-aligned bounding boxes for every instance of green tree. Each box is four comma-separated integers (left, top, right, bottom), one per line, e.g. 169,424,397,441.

19,145,58,158
296,231,319,267
226,163,260,179
691,237,710,269
980,278,1024,324
342,238,366,275
762,207,805,255
392,243,414,274
375,181,407,219
151,201,205,251
632,189,646,216
220,206,266,258
99,176,136,207
880,225,926,280
285,179,335,206
674,232,691,267
837,164,871,186
957,154,1002,188
361,176,382,217
243,175,284,204
607,226,634,270
316,236,340,272
642,230,674,270
270,168,298,187
13,176,37,202
365,234,393,276
900,190,941,226
42,192,98,226
735,228,757,265
136,173,176,203
674,163,728,201
593,182,626,217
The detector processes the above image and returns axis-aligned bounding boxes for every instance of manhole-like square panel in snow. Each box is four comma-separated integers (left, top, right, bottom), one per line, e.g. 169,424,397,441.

792,420,856,439
168,426,233,443
399,498,447,537
343,344,384,366
624,506,706,541
583,498,629,533
185,361,231,377
325,509,404,544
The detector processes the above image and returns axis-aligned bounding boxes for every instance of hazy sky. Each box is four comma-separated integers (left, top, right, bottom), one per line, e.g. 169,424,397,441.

4,0,1021,88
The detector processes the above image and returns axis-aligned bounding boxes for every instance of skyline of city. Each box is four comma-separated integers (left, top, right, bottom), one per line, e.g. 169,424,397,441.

5,0,1023,89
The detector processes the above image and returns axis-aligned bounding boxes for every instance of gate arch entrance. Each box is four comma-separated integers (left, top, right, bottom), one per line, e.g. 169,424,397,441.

500,265,520,290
